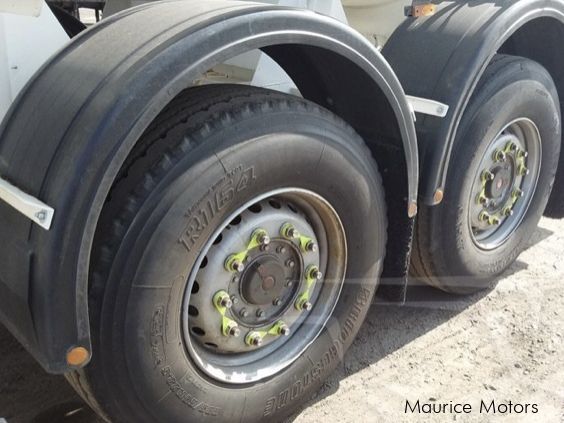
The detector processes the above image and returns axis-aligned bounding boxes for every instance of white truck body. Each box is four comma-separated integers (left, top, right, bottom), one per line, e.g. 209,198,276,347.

0,0,407,123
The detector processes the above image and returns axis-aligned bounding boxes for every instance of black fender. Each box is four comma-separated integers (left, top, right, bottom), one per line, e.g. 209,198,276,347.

0,0,417,373
383,0,564,207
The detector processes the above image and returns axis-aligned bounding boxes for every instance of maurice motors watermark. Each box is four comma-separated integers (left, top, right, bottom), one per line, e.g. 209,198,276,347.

405,399,539,415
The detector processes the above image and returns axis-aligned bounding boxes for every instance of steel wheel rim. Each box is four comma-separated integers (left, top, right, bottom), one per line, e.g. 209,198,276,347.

468,118,542,250
181,188,347,384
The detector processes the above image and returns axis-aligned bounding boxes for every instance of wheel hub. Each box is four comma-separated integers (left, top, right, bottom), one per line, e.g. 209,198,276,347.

181,190,347,384
232,240,302,327
487,164,514,200
469,118,542,249
186,197,322,354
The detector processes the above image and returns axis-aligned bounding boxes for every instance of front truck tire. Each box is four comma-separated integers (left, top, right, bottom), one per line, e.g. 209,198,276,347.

411,55,561,294
67,85,387,422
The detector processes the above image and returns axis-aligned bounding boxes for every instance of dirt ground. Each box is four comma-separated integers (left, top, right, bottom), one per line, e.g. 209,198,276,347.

1,217,563,423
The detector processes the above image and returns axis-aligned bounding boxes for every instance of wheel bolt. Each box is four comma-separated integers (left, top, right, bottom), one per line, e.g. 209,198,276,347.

246,332,263,347
506,142,518,152
518,164,530,176
226,256,245,273
281,223,300,240
286,259,296,268
479,211,491,222
517,150,529,159
493,149,507,162
503,207,514,217
232,275,240,284
256,231,270,246
482,170,495,182
514,188,525,198
285,279,293,287
277,246,287,254
240,308,249,318
490,215,501,226
304,240,318,253
301,301,313,311
227,322,241,338
477,193,488,206
308,266,323,280
256,309,265,318
273,298,282,306
215,291,232,308
231,296,238,305
278,323,290,336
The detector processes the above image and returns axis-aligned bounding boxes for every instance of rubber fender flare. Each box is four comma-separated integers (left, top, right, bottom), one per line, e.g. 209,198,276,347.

0,0,417,372
383,0,564,205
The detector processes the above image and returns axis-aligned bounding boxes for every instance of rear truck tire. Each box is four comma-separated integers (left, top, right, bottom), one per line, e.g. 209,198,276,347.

67,85,387,422
544,153,564,218
411,55,561,294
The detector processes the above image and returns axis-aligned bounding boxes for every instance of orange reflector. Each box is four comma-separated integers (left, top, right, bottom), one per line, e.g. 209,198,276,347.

408,3,437,17
433,189,445,204
66,346,90,367
408,201,418,218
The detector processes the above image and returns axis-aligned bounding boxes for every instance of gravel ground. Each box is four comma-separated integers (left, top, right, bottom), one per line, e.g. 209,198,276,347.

1,217,563,423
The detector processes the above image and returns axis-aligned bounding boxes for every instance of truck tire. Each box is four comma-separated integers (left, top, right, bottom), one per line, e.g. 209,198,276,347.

411,55,561,294
544,156,564,218
67,85,387,422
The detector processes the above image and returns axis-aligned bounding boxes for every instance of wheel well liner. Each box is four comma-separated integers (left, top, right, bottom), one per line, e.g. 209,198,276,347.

0,1,417,372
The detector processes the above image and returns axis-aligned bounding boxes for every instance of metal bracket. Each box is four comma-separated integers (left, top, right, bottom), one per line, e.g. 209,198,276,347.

0,177,54,230
404,1,437,17
406,95,449,121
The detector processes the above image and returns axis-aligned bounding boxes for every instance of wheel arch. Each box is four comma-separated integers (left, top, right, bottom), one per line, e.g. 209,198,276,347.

0,0,417,372
383,0,564,207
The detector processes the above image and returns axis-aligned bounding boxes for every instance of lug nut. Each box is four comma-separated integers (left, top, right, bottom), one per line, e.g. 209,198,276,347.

493,149,507,162
482,170,495,182
273,298,282,306
285,279,293,287
277,246,287,254
308,266,323,280
490,216,501,225
256,231,270,246
281,223,300,240
215,291,232,308
477,193,488,206
256,309,265,318
278,323,290,336
246,332,263,347
503,207,514,217
227,322,241,337
514,188,525,198
232,275,240,284
479,211,491,223
304,240,318,253
518,165,530,176
286,259,296,268
226,256,245,273
240,308,249,318
301,301,313,311
517,150,529,159
506,142,518,152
